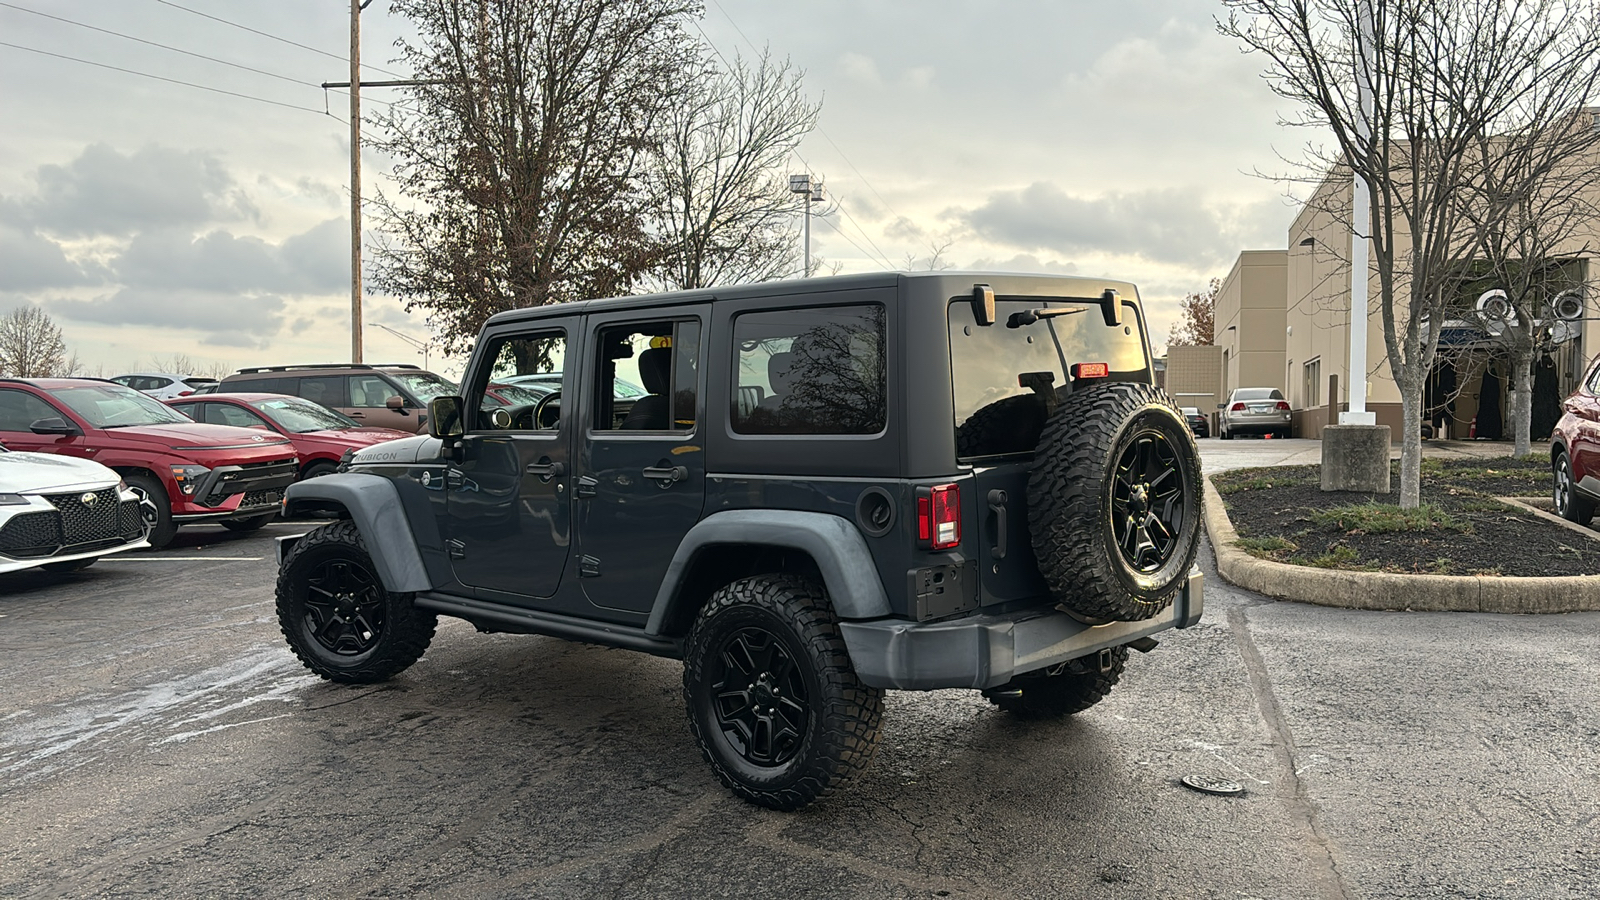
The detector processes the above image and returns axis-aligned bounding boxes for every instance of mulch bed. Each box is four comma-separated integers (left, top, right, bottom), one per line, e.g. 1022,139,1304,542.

1211,454,1600,577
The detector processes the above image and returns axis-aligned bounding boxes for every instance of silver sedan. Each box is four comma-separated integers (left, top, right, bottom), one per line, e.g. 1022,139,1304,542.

1219,387,1292,439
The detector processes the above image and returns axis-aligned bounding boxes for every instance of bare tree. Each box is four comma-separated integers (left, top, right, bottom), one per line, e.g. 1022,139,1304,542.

1222,0,1600,507
0,305,72,377
1167,277,1219,347
647,47,819,290
900,239,956,272
1455,111,1600,456
369,0,700,367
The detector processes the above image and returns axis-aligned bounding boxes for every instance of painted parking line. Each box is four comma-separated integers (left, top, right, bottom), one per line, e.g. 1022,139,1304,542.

106,556,265,561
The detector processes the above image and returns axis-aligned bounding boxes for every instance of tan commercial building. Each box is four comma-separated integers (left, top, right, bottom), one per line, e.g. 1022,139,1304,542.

1213,249,1288,406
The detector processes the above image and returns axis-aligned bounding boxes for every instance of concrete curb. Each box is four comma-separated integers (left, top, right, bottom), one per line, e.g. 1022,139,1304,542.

1202,476,1600,614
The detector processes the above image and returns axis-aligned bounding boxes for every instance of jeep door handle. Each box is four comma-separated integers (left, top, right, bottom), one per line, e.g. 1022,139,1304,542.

643,465,688,486
525,459,565,481
987,489,1008,560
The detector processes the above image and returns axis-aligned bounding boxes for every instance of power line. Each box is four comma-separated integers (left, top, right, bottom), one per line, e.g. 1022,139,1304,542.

150,0,408,80
707,0,906,224
688,17,896,270
0,1,392,107
0,39,344,120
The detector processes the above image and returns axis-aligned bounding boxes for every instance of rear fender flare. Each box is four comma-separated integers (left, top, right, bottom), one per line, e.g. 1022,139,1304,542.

645,510,891,635
280,473,431,593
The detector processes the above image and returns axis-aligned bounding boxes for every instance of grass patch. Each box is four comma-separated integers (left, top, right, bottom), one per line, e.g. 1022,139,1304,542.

1308,546,1366,569
1236,535,1298,558
1309,502,1469,535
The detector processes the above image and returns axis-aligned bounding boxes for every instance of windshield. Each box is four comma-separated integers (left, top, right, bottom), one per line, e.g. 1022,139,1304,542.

49,383,192,428
950,297,1150,459
484,383,551,408
390,371,457,403
251,397,360,433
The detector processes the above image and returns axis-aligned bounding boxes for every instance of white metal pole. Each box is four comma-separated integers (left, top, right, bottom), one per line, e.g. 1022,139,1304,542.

1343,0,1376,425
803,201,811,278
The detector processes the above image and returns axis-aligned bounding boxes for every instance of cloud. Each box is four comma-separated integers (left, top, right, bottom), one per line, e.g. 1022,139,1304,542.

838,52,882,87
54,287,285,348
963,253,1079,276
957,182,1282,268
0,219,103,291
14,144,258,238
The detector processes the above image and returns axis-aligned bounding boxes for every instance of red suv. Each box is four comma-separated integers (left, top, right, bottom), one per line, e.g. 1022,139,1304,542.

0,379,298,548
166,393,410,480
1551,358,1600,524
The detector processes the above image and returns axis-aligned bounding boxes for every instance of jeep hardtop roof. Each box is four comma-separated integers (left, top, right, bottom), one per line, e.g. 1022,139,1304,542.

480,271,1145,330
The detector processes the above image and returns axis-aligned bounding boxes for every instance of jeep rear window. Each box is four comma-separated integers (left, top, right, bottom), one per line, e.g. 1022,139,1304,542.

950,297,1148,459
731,304,886,435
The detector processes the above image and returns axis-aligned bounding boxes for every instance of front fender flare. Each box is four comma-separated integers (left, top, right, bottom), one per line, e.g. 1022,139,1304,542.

644,509,891,635
281,473,431,593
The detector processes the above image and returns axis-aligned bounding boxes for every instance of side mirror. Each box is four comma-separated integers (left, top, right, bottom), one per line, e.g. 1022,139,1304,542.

385,395,406,411
1099,288,1123,327
29,417,78,436
428,396,464,441
972,284,996,326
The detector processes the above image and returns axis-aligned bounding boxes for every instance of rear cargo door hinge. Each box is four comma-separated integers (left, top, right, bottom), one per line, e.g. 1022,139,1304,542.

579,555,601,577
446,538,466,560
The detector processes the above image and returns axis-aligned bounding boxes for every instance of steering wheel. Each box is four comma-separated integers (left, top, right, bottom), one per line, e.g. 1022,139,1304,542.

533,391,561,429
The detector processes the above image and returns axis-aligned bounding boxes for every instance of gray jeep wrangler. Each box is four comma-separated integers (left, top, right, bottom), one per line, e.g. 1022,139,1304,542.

275,272,1203,810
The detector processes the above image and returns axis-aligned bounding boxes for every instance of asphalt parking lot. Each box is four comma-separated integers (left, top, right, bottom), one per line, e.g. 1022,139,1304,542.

2,477,1596,898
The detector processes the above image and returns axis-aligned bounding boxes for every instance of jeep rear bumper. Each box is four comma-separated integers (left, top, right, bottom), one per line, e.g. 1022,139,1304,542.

839,567,1203,691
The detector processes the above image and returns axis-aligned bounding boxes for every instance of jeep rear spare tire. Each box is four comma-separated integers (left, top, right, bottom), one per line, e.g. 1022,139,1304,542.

1028,381,1200,621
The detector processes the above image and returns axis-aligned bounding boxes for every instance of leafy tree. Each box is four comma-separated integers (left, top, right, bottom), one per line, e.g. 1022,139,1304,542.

647,47,819,290
1222,0,1600,506
369,0,701,368
1167,278,1219,347
0,305,72,377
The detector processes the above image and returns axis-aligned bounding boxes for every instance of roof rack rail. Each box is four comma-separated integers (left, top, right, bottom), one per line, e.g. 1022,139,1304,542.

232,363,423,374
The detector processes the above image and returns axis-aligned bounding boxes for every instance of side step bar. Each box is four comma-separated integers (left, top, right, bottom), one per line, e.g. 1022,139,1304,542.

414,592,683,659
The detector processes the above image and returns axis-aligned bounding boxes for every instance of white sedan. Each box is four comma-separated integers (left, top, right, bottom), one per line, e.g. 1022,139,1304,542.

0,445,149,574
110,373,220,400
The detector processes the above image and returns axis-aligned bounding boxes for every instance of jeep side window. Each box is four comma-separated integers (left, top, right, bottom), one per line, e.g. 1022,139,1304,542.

471,330,567,430
593,320,700,432
730,304,886,435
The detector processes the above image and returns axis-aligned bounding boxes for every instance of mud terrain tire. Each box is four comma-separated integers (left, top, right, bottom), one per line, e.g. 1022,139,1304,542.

1028,381,1201,621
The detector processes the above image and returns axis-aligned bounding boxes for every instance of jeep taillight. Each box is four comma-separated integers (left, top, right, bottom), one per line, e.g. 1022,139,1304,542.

917,483,961,550
1231,402,1246,411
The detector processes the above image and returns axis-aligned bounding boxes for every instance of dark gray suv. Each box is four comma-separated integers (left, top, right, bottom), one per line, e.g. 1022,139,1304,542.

273,272,1204,810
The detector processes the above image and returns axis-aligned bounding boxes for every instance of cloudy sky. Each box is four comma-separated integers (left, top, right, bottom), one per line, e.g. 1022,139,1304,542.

0,0,1304,377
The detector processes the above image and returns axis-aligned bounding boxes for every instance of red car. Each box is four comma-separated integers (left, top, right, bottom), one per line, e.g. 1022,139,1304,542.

0,378,298,548
166,393,410,480
1552,358,1600,523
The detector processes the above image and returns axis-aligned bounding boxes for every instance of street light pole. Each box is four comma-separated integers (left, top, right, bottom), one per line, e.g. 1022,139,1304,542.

789,174,824,277
368,323,434,370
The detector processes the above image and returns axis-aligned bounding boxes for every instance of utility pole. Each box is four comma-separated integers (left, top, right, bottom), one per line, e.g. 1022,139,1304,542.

348,0,364,364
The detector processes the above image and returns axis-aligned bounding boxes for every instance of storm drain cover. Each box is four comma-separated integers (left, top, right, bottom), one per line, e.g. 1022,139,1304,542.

1181,774,1244,796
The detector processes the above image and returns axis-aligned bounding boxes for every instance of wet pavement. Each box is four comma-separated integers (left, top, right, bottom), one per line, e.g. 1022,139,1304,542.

2,513,1596,899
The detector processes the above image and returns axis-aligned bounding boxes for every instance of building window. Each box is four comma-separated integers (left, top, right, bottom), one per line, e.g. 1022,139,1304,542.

1303,357,1322,408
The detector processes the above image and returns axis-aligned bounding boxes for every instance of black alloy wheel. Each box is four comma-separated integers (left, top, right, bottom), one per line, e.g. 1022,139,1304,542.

683,574,883,811
276,520,435,683
1110,430,1187,574
707,627,810,767
302,557,387,657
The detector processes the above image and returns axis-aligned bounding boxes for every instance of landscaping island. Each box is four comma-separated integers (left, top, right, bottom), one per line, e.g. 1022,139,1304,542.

1211,453,1600,578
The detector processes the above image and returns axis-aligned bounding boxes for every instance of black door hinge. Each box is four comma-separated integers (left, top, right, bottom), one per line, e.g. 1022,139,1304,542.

446,538,466,560
579,554,601,577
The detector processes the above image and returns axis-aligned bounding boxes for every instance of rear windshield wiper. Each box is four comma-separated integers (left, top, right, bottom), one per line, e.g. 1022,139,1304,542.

1006,306,1087,328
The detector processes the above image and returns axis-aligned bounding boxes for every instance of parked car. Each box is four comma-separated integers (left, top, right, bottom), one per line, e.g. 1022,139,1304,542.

0,378,298,548
166,393,411,481
1218,387,1292,439
217,364,457,433
1551,356,1600,523
0,442,148,574
110,373,219,400
276,271,1204,811
1180,406,1211,438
